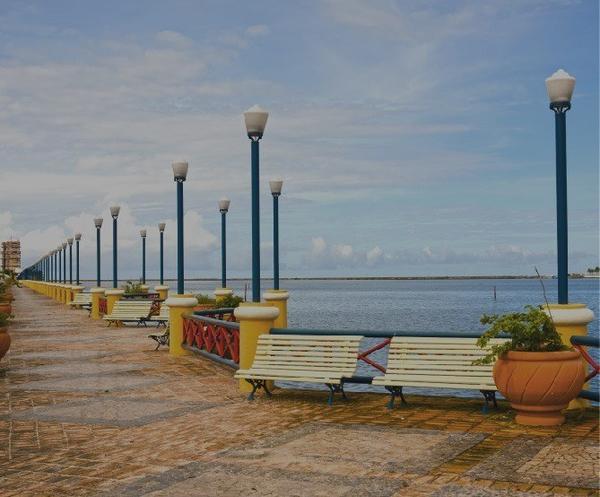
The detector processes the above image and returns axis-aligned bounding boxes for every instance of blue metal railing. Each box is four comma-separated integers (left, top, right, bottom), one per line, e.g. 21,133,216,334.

571,335,600,402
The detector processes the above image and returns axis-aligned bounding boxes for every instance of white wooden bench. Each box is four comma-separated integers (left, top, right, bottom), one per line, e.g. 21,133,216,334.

69,292,91,309
103,300,154,327
372,336,507,411
235,334,362,404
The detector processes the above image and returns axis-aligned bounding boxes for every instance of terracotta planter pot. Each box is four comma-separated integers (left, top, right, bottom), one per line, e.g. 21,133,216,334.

0,327,10,361
0,291,13,302
0,302,11,315
193,304,216,312
494,350,585,426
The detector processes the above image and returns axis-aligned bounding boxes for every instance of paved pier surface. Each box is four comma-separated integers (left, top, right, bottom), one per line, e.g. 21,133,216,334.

1,287,598,496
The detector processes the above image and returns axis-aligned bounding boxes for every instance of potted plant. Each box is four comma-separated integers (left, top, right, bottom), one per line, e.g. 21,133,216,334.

193,293,217,311
0,283,11,315
0,312,11,361
476,305,585,426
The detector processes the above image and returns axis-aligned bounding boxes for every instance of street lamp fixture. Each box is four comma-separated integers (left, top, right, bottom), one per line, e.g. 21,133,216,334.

75,233,81,285
67,237,73,284
545,69,575,304
94,218,103,287
62,242,67,284
244,105,269,301
140,229,147,284
158,222,166,285
110,205,120,288
269,178,283,290
172,161,188,294
218,198,230,289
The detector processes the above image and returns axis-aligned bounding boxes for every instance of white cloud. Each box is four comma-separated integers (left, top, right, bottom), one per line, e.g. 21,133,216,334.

246,24,269,37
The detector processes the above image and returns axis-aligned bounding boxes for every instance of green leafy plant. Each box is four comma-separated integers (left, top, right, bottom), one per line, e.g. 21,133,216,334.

218,294,244,308
475,305,567,365
0,312,11,328
122,280,144,295
195,293,216,305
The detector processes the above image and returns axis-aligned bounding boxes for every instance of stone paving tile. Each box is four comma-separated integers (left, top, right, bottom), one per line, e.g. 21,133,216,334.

467,436,600,489
10,350,115,361
8,397,219,426
8,361,149,376
11,374,163,392
1,287,598,497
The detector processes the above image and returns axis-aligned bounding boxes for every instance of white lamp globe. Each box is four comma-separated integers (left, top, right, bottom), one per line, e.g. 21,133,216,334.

110,205,120,218
243,105,269,138
67,237,73,245
269,178,283,196
158,222,166,232
218,198,231,212
140,229,147,238
75,233,82,241
94,218,103,228
545,69,575,104
172,161,189,180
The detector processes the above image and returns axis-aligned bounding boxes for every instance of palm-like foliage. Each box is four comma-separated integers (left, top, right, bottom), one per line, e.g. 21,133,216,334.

475,305,567,365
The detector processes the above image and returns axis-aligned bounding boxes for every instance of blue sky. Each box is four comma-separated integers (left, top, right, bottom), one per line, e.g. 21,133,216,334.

1,0,598,278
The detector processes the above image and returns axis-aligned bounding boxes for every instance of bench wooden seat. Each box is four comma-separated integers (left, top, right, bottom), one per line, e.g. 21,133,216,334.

103,300,154,327
69,292,91,308
372,336,507,411
235,334,362,404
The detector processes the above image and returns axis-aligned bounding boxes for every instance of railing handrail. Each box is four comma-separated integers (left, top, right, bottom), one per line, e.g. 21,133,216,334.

270,328,494,339
186,314,239,330
571,335,600,348
193,307,235,316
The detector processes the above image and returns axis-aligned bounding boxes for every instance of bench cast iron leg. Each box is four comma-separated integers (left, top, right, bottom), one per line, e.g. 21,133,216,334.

385,386,407,409
246,380,269,401
480,390,497,414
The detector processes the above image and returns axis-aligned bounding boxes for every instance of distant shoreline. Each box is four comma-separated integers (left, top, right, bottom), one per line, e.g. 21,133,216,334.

79,275,576,283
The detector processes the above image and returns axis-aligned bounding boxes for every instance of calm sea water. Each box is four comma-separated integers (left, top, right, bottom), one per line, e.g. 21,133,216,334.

143,278,599,398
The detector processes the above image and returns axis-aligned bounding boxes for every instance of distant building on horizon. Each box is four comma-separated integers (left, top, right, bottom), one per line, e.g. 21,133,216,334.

1,240,21,274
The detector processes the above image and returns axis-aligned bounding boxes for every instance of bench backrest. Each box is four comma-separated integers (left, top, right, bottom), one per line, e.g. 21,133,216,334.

384,336,507,389
71,293,91,304
252,334,362,375
106,300,153,318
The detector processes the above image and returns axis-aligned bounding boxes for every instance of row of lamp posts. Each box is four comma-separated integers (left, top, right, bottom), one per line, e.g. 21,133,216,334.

18,77,596,398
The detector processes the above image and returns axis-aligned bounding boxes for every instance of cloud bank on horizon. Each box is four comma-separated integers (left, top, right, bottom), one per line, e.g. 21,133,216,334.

0,0,598,278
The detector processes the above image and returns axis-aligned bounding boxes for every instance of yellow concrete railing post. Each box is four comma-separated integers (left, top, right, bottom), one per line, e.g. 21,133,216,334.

544,303,595,409
70,285,84,306
263,289,289,329
234,303,279,393
65,285,74,305
105,289,124,315
154,285,169,301
214,288,233,305
164,296,198,356
90,288,105,320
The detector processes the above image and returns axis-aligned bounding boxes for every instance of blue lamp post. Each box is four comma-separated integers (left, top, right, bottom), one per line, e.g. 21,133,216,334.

62,242,67,283
75,233,81,285
172,161,188,295
218,198,230,288
269,179,283,290
158,222,166,285
94,218,103,287
53,249,57,282
545,69,576,304
244,105,269,302
110,206,120,288
67,237,73,284
140,229,147,284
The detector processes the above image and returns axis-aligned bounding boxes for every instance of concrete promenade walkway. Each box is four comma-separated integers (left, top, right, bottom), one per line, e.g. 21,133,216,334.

0,286,598,496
